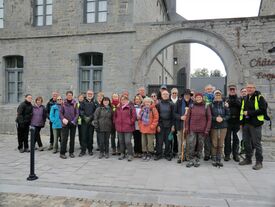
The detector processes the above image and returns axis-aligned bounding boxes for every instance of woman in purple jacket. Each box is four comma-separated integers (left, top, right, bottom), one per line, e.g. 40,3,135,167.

113,95,136,161
30,96,47,151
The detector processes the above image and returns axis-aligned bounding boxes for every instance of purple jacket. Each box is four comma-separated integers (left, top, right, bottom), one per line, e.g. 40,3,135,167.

31,105,47,127
113,103,136,133
60,99,79,126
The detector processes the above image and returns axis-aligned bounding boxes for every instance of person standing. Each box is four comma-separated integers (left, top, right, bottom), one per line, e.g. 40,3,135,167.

203,84,215,161
30,96,47,151
210,90,230,167
137,87,146,99
16,94,33,153
170,88,179,158
46,91,59,150
185,93,211,167
110,93,120,155
224,84,241,162
60,91,79,159
133,95,143,158
239,83,267,170
174,89,193,163
95,92,104,151
79,90,97,157
77,94,85,149
238,87,248,155
93,97,113,159
49,96,63,153
113,95,136,161
154,90,175,161
138,97,159,161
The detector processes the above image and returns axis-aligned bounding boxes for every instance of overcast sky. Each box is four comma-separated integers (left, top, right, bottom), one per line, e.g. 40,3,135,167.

176,0,261,76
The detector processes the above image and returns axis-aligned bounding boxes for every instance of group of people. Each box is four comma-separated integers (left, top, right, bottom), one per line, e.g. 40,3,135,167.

16,82,268,170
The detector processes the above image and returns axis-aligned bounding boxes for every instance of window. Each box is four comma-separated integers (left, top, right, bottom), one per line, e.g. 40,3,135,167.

0,0,3,28
85,0,107,23
5,56,24,103
79,53,103,94
34,0,52,26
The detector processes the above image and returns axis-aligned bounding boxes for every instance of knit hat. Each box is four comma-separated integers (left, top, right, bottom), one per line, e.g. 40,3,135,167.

214,89,222,95
195,93,203,98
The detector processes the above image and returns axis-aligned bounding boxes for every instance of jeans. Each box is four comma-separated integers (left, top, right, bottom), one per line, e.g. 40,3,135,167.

243,124,263,162
60,123,76,155
49,122,54,145
117,132,133,156
53,128,61,151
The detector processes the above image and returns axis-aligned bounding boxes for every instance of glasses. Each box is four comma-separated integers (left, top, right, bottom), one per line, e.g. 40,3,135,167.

151,95,156,97
215,94,222,96
229,88,235,91
172,92,178,94
57,99,62,101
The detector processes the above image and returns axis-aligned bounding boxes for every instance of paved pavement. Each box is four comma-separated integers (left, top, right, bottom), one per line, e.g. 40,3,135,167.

0,133,275,207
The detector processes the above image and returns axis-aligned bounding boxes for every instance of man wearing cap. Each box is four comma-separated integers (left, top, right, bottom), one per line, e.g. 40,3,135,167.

224,84,241,162
239,83,267,170
174,89,193,163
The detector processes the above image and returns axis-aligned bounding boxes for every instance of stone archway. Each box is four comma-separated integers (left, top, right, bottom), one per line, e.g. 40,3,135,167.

134,28,242,88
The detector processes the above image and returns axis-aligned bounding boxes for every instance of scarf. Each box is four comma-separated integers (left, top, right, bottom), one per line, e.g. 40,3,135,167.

141,107,150,125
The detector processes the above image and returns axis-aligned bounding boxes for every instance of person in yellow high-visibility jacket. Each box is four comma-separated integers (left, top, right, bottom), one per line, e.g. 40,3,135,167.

239,83,267,170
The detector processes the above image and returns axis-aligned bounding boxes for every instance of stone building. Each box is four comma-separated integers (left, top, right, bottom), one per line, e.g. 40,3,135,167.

0,0,189,133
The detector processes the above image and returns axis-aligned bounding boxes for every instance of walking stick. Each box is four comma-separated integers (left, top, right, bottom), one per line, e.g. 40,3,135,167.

181,107,189,162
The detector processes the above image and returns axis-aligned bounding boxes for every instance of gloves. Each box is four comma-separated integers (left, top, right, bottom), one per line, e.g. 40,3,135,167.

62,118,69,125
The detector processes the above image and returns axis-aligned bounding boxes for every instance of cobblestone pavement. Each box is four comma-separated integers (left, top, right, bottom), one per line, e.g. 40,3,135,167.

0,134,275,207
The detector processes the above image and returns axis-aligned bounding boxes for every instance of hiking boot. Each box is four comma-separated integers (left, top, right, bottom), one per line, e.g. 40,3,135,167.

224,155,230,161
154,155,162,161
79,152,85,157
194,159,200,167
128,155,133,162
146,154,152,161
105,153,109,159
217,160,223,167
239,159,252,166
24,148,30,152
177,158,182,164
186,160,194,168
53,149,58,154
19,148,24,153
89,151,93,156
212,156,217,167
142,153,147,160
60,154,67,159
166,156,172,161
118,154,125,160
111,149,116,155
252,161,263,170
204,156,210,161
69,153,75,158
48,144,53,150
233,155,240,162
98,153,104,159
38,146,44,151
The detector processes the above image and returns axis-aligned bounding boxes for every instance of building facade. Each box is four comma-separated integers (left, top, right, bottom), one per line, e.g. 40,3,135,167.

0,0,189,133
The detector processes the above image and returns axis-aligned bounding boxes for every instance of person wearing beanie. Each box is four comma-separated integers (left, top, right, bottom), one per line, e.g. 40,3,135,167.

185,92,212,167
210,90,230,167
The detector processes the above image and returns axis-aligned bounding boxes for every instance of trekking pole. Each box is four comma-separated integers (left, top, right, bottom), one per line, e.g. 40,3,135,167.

27,126,38,181
181,107,189,162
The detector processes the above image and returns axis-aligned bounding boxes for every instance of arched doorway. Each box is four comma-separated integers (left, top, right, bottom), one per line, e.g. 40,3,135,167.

134,28,242,89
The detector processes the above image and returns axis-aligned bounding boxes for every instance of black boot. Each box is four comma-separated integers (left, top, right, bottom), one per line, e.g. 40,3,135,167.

217,155,223,167
212,156,217,167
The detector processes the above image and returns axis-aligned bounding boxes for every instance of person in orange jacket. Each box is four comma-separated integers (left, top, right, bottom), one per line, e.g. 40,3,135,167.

138,97,159,161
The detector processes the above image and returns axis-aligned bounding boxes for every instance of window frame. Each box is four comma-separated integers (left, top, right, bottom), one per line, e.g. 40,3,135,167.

84,0,107,23
34,0,52,26
79,53,103,94
0,0,4,28
5,56,24,103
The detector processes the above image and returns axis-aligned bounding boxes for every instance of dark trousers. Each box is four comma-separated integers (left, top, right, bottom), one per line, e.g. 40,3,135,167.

224,124,240,157
133,130,142,154
49,122,54,144
34,126,43,147
156,127,172,158
172,131,178,155
60,123,76,155
78,125,82,147
243,124,263,162
98,132,110,154
204,135,211,157
17,124,30,150
111,128,119,150
81,121,94,153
